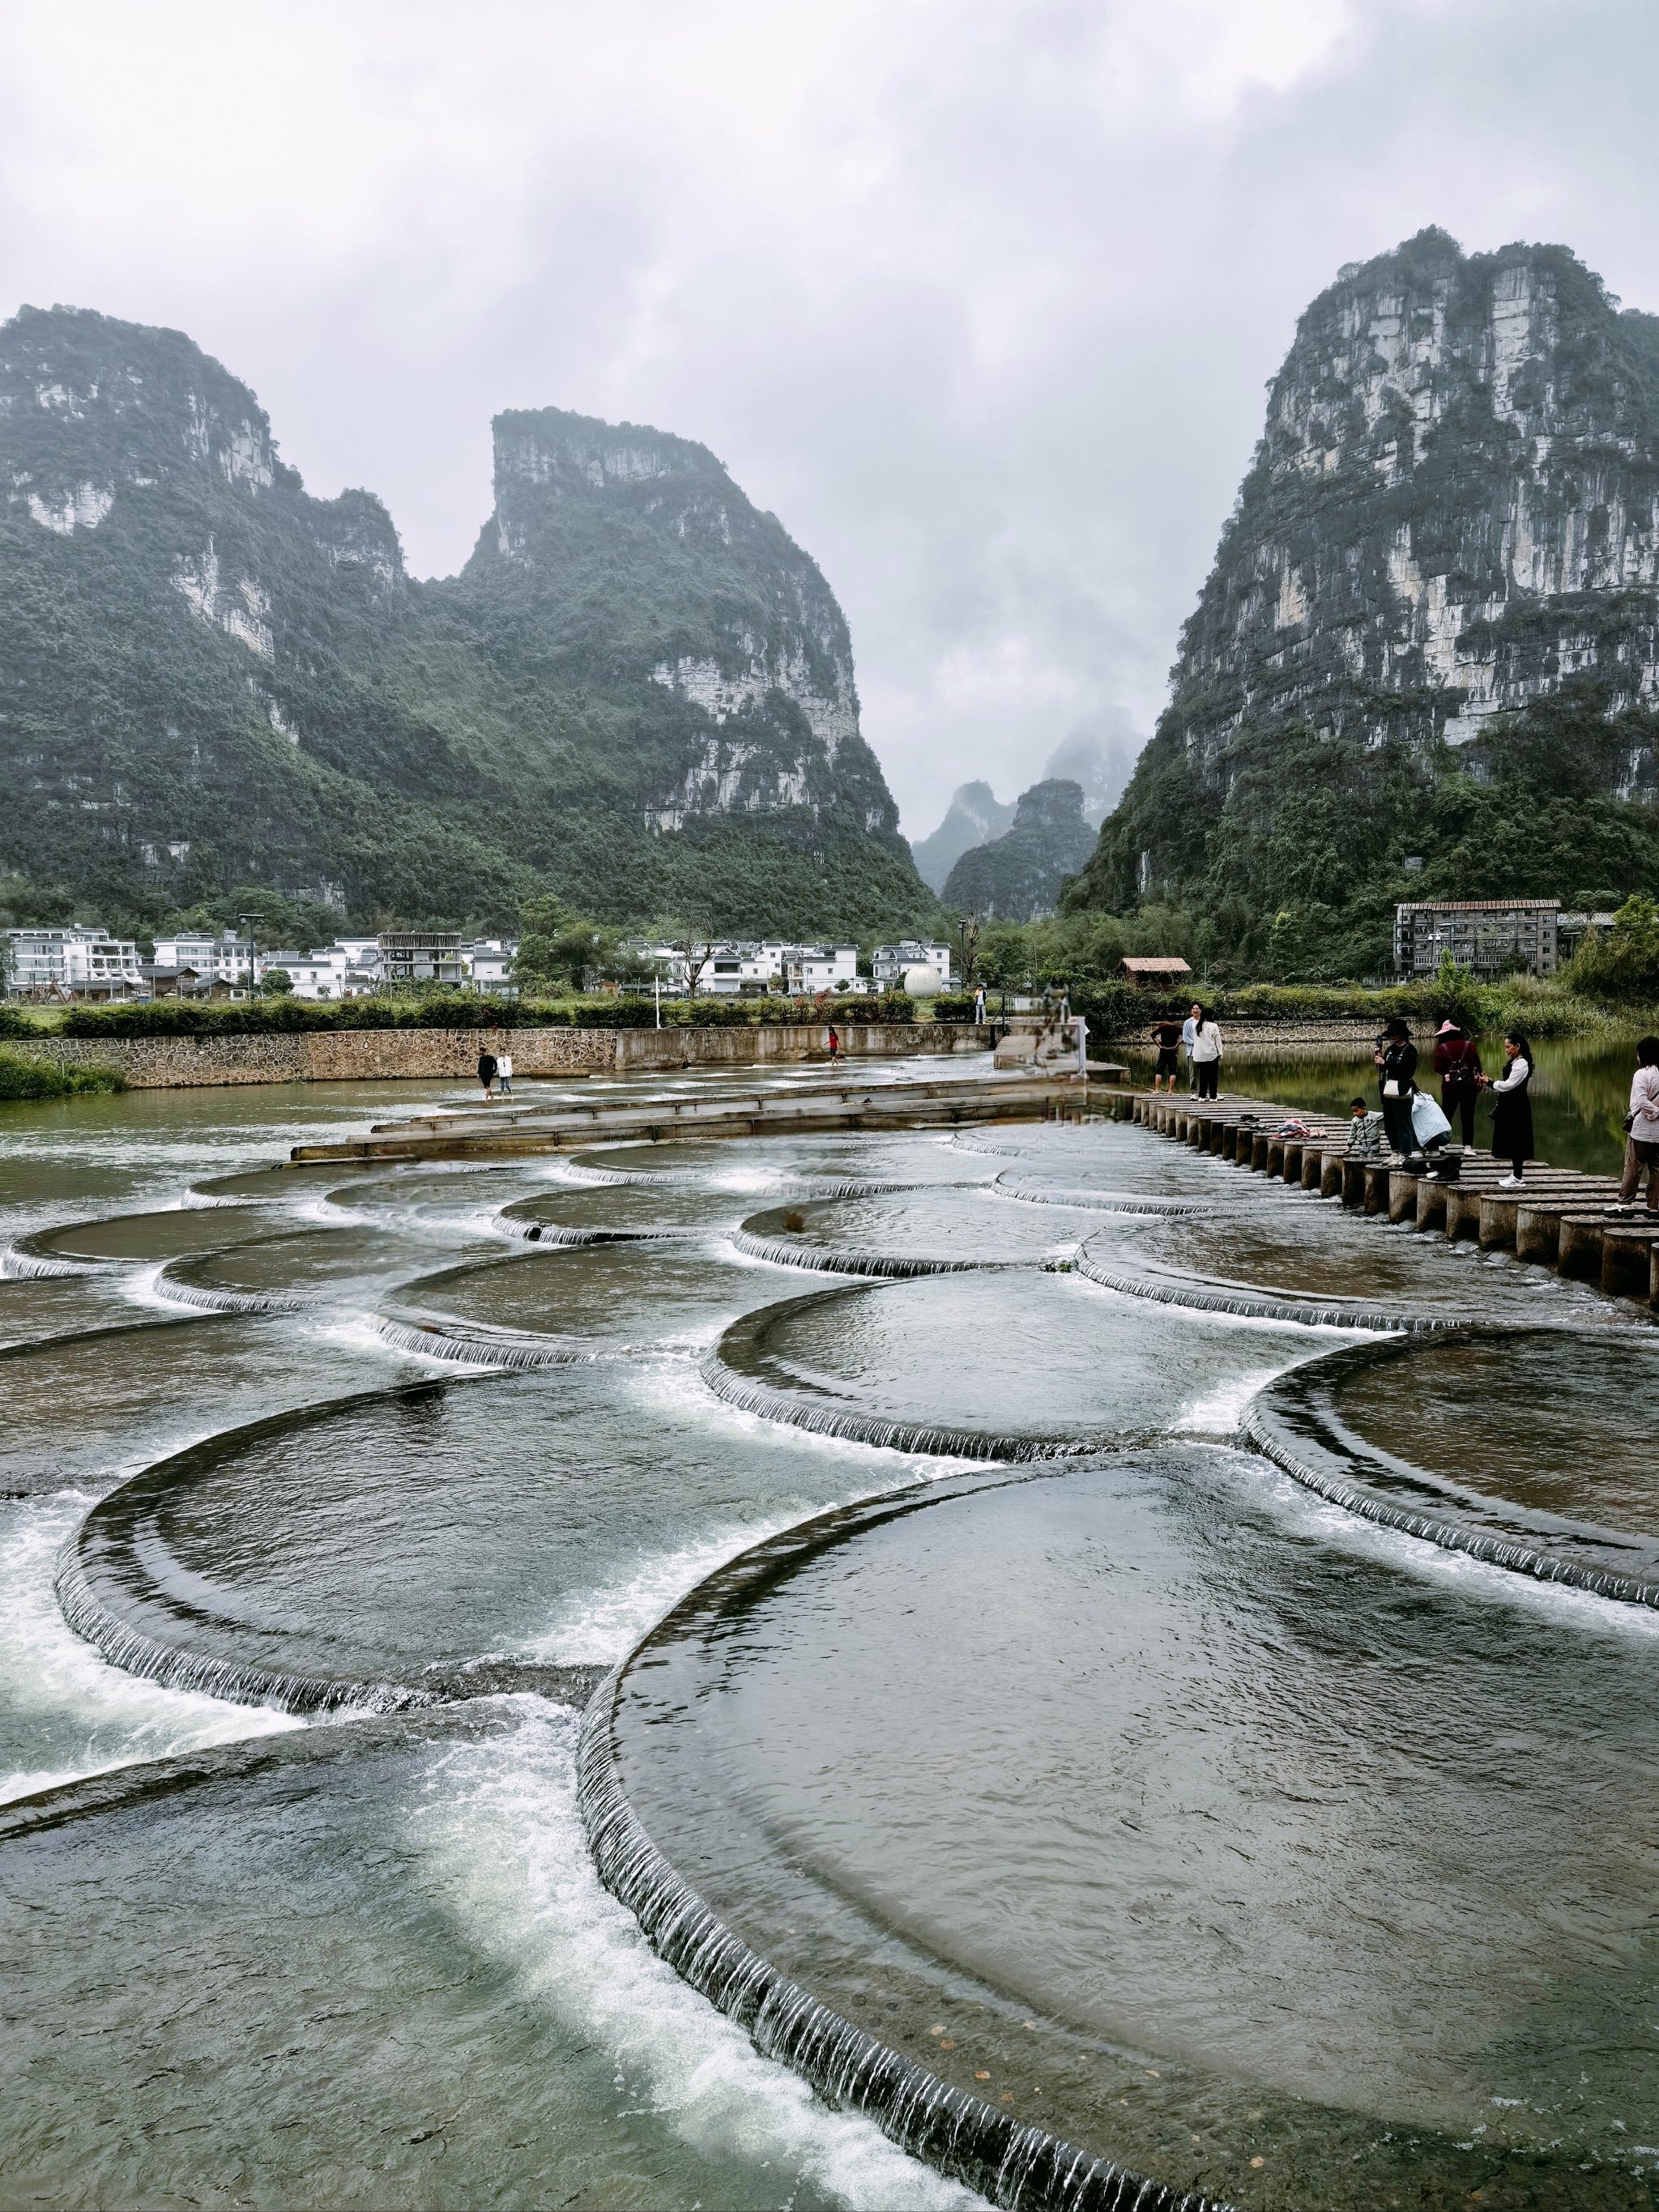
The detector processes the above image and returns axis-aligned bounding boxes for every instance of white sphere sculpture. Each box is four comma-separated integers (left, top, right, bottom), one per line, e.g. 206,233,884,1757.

902,962,943,999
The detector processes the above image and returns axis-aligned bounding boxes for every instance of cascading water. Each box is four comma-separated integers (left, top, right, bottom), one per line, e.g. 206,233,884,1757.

2,1073,1653,2210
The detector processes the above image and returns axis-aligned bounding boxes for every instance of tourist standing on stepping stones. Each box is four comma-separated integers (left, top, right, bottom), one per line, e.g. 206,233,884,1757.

497,1048,514,1095
1189,1007,1223,1101
1617,1035,1659,1210
1150,1014,1181,1093
1431,1020,1482,1144
1375,1020,1418,1157
476,1045,498,1097
1488,1032,1534,1188
1181,1004,1200,1095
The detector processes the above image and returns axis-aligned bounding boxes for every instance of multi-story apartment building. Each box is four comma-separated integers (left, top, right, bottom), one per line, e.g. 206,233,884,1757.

151,929,256,989
377,931,467,987
783,944,859,995
5,926,145,999
1393,899,1560,980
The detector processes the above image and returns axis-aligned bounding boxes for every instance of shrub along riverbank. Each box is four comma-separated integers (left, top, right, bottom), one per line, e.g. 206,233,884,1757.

0,1049,126,1101
0,992,916,1043
940,975,1659,1040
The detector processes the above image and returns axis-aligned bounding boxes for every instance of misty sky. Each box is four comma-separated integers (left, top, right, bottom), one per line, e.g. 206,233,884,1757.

2,0,1657,835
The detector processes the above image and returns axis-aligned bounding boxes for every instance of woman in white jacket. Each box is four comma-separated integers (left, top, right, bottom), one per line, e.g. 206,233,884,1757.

1189,1008,1223,1101
1618,1035,1659,1210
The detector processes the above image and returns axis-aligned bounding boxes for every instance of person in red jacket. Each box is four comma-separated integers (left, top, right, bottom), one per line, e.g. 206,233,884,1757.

1431,1020,1482,1145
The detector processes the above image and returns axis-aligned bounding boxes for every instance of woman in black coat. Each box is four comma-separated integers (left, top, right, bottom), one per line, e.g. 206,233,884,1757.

1487,1031,1534,1187
1374,1019,1418,1157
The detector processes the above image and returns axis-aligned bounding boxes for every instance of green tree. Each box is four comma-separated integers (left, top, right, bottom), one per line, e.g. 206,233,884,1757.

1568,894,1659,1002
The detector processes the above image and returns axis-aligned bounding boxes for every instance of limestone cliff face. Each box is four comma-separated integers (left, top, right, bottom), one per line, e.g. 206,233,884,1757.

1,305,403,660
0,313,924,932
1071,231,1659,967
463,407,897,839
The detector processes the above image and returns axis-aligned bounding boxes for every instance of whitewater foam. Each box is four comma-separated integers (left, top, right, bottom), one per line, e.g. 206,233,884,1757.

0,1493,301,1805
413,1701,984,2209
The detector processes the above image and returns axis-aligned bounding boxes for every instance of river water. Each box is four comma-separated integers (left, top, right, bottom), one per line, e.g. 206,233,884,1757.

2,1064,1656,2209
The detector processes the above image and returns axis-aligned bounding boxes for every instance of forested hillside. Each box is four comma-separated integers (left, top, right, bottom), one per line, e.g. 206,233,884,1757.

0,307,930,937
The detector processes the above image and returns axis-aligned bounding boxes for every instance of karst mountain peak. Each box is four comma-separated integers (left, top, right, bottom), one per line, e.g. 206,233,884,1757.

0,305,926,934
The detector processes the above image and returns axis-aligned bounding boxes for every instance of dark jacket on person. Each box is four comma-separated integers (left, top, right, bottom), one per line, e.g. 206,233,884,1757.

1432,1035,1482,1093
1379,1040,1418,1099
1489,1054,1534,1161
477,1053,498,1085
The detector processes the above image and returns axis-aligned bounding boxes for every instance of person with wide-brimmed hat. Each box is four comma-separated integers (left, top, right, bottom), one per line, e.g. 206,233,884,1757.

1431,1018,1482,1145
1374,1018,1418,1158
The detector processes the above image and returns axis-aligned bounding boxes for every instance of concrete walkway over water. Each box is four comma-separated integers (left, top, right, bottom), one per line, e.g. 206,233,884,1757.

290,1068,1098,1165
1117,1088,1659,1310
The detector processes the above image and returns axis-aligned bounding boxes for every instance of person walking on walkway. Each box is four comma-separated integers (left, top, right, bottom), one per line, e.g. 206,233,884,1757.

1431,1020,1481,1144
1189,1006,1223,1100
496,1048,514,1096
1375,1020,1418,1157
1150,1013,1181,1093
1488,1031,1534,1188
1616,1034,1659,1209
476,1046,498,1098
827,1025,839,1061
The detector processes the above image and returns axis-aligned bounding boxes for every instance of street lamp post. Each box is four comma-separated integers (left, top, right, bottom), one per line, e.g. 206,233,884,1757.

237,915,258,1001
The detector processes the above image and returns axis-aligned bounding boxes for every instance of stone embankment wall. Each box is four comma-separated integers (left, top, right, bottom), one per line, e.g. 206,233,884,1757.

5,1021,983,1091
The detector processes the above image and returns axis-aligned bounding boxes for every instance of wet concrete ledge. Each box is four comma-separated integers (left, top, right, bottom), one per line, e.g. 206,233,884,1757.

293,1070,1090,1165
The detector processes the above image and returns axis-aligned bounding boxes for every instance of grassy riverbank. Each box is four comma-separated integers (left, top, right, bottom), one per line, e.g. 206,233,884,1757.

0,1049,125,1102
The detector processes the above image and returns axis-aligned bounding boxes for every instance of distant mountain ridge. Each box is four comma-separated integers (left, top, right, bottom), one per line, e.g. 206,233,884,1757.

910,781,1016,890
0,305,929,934
1068,229,1659,974
940,778,1095,919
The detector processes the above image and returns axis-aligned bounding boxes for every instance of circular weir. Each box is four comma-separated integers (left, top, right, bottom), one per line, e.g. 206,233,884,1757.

601,1451,1659,2210
384,1237,781,1362
576,1130,999,1191
704,1270,1327,1457
500,1182,753,1241
17,1203,291,1269
157,1221,497,1314
0,1312,386,1500
1244,1326,1659,1605
733,1186,1085,1277
54,1359,939,1711
0,1710,924,2210
1076,1198,1640,1331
